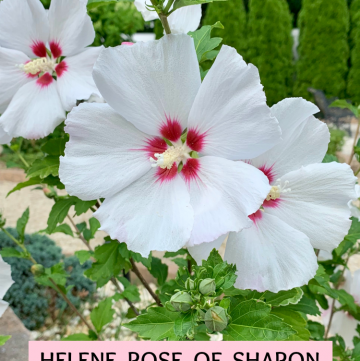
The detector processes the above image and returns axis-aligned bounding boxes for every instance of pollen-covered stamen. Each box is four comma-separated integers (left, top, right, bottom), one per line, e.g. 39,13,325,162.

18,57,56,75
266,179,291,201
150,143,191,169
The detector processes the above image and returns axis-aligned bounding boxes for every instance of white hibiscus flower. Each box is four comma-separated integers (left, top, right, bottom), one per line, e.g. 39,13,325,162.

322,269,360,347
0,256,14,317
189,97,356,293
60,34,282,257
134,0,201,34
0,0,102,140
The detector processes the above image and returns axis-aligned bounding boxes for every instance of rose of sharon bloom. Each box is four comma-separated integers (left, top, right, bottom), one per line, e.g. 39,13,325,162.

0,0,101,140
134,0,201,34
60,34,282,257
322,269,360,347
189,98,356,293
0,256,14,317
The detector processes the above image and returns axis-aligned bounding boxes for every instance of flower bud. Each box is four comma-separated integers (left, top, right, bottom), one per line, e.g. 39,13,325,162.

205,306,228,332
185,278,195,290
199,278,216,295
170,291,193,312
31,264,45,276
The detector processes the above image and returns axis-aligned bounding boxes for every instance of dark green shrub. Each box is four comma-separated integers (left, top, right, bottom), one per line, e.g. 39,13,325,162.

294,0,349,100
203,0,247,57
89,2,144,47
247,0,293,105
347,0,360,103
0,229,95,330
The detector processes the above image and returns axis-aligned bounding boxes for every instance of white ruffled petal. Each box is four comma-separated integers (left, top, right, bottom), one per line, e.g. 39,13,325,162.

56,47,102,111
0,47,33,114
224,212,318,292
187,45,281,160
187,234,227,265
94,169,193,256
134,0,158,21
0,77,65,139
0,127,11,145
60,103,152,201
93,34,200,136
48,0,95,57
266,162,357,252
251,98,329,181
0,0,49,58
186,157,270,247
168,6,202,34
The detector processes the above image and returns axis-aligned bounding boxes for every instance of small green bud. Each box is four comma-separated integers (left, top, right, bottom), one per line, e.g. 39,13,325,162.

31,264,45,276
199,278,216,295
185,278,195,290
170,291,193,312
205,306,228,332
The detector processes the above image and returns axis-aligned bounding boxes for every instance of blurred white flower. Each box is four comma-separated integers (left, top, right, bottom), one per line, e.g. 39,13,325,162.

60,34,282,256
0,126,11,145
134,0,201,34
322,269,360,348
0,256,14,317
0,0,101,140
190,98,356,293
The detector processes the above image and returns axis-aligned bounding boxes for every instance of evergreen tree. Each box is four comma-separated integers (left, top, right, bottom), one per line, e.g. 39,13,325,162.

247,0,293,106
203,0,248,57
294,0,349,100
347,0,360,103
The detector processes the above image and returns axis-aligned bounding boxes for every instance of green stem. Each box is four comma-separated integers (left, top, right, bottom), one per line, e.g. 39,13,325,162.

163,0,175,14
159,14,171,35
0,227,100,338
17,152,29,170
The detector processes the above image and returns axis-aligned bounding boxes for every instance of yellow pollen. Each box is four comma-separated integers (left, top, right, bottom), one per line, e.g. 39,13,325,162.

19,57,55,75
266,186,281,201
150,144,190,169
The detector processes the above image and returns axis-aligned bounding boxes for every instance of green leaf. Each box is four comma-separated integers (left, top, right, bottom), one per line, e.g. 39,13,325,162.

285,295,320,316
149,257,168,286
271,308,310,341
87,0,121,10
335,289,358,313
222,299,296,341
41,137,68,156
322,154,339,163
353,342,360,360
309,265,339,299
0,248,26,258
124,307,180,340
61,333,94,341
85,238,131,287
174,311,197,338
330,99,358,117
89,217,101,236
172,258,188,268
0,335,11,346
16,208,29,242
50,223,74,237
248,288,303,307
7,177,42,196
194,325,211,341
188,22,224,63
164,249,188,258
75,250,93,265
27,156,59,179
35,263,68,291
307,321,324,341
173,0,226,11
47,197,77,233
74,200,97,216
91,298,115,333
130,251,152,269
114,277,141,303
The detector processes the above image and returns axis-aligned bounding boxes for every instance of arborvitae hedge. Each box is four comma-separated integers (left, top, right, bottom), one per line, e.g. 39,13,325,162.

294,0,349,100
247,0,293,106
203,0,248,57
347,0,360,103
